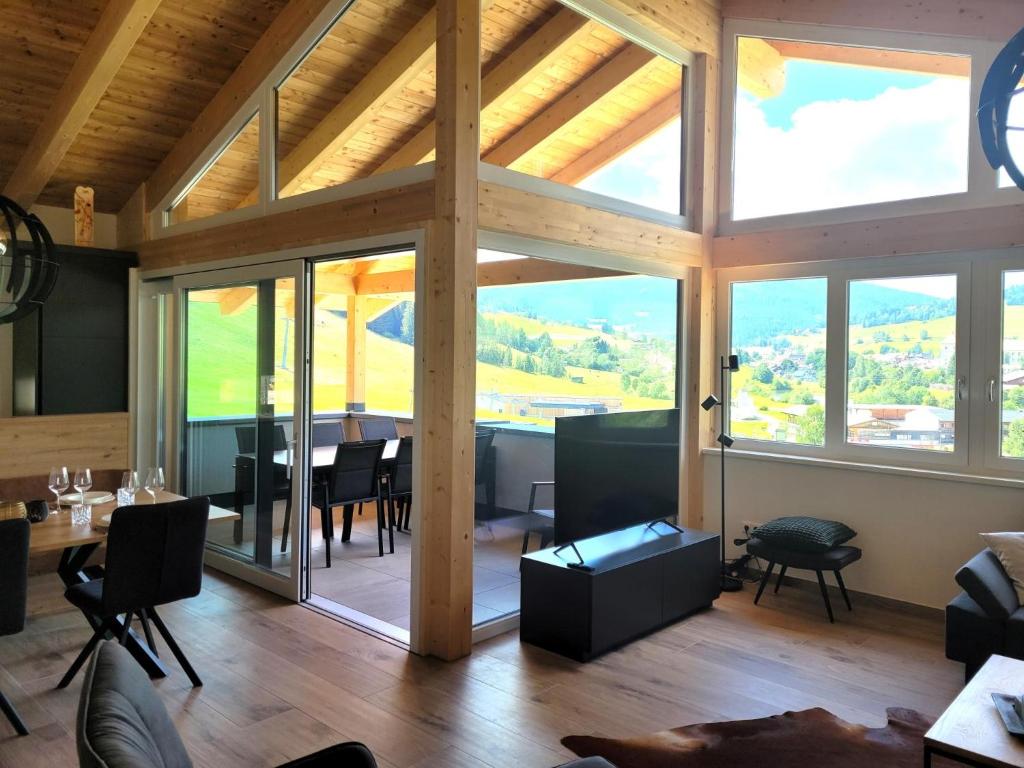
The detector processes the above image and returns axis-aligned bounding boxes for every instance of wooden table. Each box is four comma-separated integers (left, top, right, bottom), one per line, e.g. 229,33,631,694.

29,490,238,680
924,655,1024,768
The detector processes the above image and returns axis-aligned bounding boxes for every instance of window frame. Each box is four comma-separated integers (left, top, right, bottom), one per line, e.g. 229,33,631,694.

719,19,1007,236
718,251,993,475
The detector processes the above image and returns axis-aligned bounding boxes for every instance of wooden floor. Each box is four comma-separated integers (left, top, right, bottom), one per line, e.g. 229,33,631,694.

0,567,963,768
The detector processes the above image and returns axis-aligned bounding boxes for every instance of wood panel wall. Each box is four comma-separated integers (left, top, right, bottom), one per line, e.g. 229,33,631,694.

722,0,1021,41
605,0,722,56
0,412,130,480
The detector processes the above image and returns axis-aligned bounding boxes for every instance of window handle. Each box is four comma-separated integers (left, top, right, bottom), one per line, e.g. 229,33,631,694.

957,376,968,401
989,378,997,403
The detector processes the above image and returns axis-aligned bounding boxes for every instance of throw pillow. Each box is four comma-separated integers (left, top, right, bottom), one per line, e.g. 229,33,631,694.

980,531,1024,604
753,516,857,553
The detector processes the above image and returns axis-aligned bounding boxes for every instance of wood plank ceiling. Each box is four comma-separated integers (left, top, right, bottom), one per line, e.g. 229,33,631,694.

1,0,684,216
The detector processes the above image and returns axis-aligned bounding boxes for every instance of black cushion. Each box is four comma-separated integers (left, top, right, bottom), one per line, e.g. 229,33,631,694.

946,591,1006,669
747,538,861,571
78,642,193,768
955,549,1019,620
751,516,857,553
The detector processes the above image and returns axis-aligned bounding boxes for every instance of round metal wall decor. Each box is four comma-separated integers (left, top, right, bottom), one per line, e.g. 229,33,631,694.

0,195,59,325
979,27,1024,190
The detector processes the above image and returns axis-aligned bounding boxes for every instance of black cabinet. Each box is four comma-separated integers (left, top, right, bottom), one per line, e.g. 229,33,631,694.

12,245,137,415
520,525,720,661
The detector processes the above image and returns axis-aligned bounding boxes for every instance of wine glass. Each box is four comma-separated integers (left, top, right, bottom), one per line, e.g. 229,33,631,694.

48,466,69,512
120,470,140,504
144,467,164,504
73,468,92,507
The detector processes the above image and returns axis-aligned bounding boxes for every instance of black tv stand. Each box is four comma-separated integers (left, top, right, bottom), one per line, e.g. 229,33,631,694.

520,524,720,661
553,541,585,565
646,518,684,535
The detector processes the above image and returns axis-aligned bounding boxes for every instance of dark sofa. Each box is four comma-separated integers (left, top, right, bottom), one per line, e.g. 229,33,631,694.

946,548,1023,680
77,641,615,768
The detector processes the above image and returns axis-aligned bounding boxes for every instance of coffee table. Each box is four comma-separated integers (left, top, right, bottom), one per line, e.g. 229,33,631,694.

924,654,1024,767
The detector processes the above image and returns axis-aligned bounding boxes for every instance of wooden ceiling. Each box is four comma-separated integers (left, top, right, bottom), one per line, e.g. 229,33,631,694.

1,0,685,216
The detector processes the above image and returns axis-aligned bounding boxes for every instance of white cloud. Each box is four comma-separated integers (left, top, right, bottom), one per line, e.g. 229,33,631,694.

733,78,970,220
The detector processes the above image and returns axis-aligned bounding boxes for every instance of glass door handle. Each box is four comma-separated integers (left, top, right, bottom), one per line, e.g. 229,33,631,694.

989,378,997,403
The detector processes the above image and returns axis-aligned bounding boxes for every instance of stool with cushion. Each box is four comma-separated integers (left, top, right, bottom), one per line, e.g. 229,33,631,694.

746,516,861,623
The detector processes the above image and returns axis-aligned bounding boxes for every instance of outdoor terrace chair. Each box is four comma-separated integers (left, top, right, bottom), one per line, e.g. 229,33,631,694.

313,440,390,565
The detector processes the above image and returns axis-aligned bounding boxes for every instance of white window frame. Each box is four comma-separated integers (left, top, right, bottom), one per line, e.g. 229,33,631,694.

716,250,1018,477
719,19,1010,236
150,0,696,240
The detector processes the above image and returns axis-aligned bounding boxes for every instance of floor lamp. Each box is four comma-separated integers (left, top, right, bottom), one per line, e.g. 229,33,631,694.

702,355,743,592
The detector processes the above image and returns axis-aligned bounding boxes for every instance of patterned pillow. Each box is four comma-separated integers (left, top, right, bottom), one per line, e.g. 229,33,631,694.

753,516,857,553
0,501,27,521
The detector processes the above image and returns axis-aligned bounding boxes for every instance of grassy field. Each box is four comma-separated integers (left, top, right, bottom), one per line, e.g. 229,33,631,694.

185,302,673,421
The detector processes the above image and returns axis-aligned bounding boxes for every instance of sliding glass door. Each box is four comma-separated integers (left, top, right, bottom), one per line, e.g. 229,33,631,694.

174,261,307,599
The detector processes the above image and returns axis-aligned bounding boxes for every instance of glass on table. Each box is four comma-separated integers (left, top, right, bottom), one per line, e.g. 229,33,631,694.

70,503,91,526
48,466,69,512
73,467,92,506
118,470,140,506
144,467,165,504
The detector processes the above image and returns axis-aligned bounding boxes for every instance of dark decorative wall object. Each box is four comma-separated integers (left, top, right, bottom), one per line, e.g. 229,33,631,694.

0,195,59,324
979,27,1024,190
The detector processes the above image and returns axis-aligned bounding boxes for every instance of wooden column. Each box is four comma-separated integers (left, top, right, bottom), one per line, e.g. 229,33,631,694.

345,295,366,412
413,0,480,660
684,54,720,529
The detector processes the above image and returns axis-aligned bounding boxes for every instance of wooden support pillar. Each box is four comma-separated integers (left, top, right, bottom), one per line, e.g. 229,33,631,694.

74,186,95,247
684,54,719,530
413,0,480,661
345,294,366,412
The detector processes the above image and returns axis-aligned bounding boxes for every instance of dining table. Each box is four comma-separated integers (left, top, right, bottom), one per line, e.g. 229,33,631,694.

29,490,238,680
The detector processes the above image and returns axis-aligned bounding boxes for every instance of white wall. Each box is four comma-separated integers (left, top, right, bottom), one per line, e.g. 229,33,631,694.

703,452,1024,609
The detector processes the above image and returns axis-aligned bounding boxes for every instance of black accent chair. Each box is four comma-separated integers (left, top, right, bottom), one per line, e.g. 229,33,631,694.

313,440,390,566
387,436,413,531
356,415,398,441
58,497,210,690
947,548,1024,680
748,537,861,623
521,480,555,554
234,424,293,549
78,641,379,768
312,420,345,448
0,517,30,736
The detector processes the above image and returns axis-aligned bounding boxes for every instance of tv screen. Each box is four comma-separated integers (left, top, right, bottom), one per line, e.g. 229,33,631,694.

554,408,680,545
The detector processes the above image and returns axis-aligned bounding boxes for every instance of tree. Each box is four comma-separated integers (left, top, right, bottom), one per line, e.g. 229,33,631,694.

796,405,825,445
753,363,774,384
399,302,415,344
1004,421,1024,458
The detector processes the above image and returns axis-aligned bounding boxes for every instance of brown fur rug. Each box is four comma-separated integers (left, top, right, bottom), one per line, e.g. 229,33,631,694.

562,707,950,768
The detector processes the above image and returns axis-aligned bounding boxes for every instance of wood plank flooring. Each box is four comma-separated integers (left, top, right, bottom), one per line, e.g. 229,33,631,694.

0,567,963,768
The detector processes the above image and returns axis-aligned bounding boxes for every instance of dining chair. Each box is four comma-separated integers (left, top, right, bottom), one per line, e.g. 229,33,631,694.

387,436,413,531
233,424,295,552
312,440,389,565
355,415,398,441
57,497,210,690
474,428,497,536
521,480,555,554
0,517,30,736
312,420,344,448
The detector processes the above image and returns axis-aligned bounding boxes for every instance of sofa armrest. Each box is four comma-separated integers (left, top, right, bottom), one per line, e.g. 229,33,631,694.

955,549,1019,620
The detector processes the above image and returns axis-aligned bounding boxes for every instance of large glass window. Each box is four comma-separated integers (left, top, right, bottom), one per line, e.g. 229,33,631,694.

733,36,970,220
729,278,827,445
1001,270,1024,458
846,275,957,452
473,250,679,627
479,5,684,216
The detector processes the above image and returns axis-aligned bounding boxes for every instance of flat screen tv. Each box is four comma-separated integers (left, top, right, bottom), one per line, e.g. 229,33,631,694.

554,408,680,545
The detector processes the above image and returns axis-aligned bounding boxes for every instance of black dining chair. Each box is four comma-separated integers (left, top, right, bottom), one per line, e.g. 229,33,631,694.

313,440,390,565
233,425,295,553
57,497,211,690
474,428,497,533
387,436,413,531
356,415,398,441
0,517,30,736
312,420,344,448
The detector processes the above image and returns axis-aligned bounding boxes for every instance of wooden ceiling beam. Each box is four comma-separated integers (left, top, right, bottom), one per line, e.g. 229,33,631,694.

549,91,681,186
144,0,335,210
3,0,163,209
372,6,594,175
219,286,257,316
483,44,656,169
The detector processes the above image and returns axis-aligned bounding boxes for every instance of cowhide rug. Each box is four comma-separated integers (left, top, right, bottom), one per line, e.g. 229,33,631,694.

563,707,953,768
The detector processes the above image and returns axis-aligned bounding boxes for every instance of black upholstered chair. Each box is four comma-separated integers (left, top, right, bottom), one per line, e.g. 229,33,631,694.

387,436,413,531
58,497,210,690
356,415,398,441
313,440,389,565
78,641,379,768
0,517,30,736
947,548,1023,680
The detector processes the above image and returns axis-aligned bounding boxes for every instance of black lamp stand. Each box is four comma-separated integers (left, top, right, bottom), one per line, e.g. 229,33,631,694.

703,355,743,592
